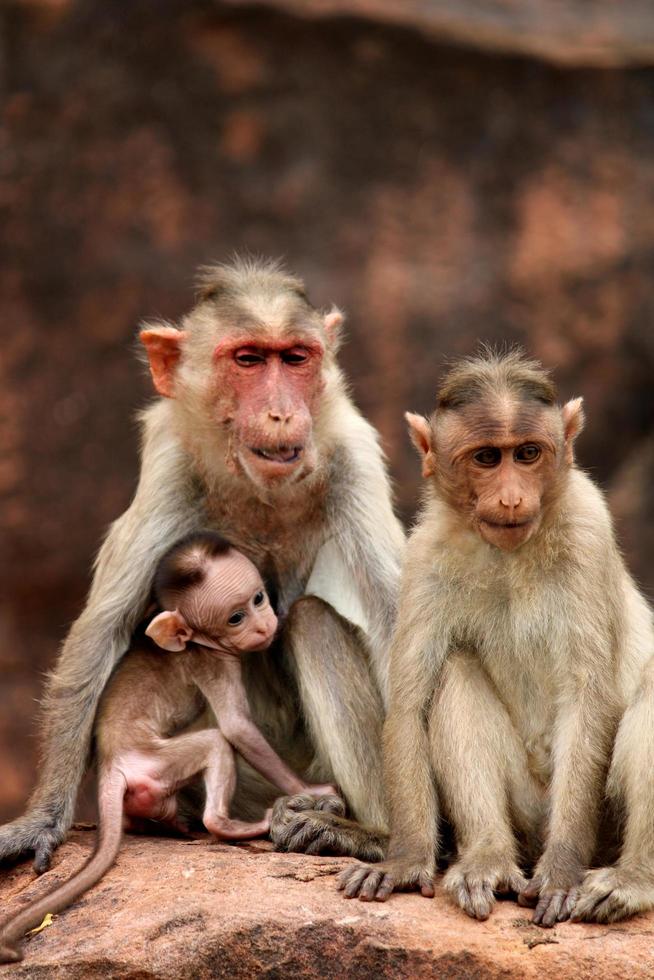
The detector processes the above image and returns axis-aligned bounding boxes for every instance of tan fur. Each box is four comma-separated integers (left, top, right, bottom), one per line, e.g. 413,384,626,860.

0,258,404,873
340,350,654,926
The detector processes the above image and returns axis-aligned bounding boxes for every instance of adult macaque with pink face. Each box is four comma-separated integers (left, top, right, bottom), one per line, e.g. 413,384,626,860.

0,258,404,873
0,532,339,964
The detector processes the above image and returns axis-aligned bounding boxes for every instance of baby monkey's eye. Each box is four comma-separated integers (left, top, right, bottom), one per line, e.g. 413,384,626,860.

253,590,265,606
227,611,246,627
515,444,541,463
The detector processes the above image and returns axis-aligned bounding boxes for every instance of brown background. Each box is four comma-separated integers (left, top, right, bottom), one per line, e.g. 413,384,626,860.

1,0,653,822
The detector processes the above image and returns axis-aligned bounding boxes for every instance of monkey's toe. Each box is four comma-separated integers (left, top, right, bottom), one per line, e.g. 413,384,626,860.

314,794,346,817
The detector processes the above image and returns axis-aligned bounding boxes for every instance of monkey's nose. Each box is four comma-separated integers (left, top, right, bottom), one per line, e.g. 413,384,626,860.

268,409,293,424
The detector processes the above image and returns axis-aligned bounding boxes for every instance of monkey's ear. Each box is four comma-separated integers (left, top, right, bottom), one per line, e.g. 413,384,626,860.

145,610,193,652
561,397,585,464
139,325,187,399
405,412,436,478
323,307,344,352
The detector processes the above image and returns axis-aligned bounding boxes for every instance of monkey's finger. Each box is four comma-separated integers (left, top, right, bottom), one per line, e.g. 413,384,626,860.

342,866,372,898
304,838,328,856
285,795,316,813
533,890,564,927
373,873,397,901
468,882,494,920
517,879,540,907
559,887,579,921
359,870,384,901
33,840,54,875
315,795,346,817
419,873,436,898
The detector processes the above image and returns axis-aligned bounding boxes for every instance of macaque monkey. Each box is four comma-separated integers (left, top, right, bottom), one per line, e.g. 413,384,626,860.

339,349,654,926
0,258,405,873
0,532,338,964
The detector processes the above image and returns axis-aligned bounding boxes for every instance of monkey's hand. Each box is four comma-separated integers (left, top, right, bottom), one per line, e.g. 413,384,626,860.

0,809,67,874
518,857,584,928
571,865,654,924
338,858,435,901
444,851,528,921
270,794,386,860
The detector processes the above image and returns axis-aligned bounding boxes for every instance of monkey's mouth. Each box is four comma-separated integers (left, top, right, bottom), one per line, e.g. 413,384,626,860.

249,445,304,465
482,520,532,530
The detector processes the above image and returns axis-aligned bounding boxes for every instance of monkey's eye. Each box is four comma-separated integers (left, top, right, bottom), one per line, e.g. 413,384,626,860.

515,444,541,463
253,590,265,606
227,610,246,627
473,448,501,467
280,348,309,365
234,349,265,367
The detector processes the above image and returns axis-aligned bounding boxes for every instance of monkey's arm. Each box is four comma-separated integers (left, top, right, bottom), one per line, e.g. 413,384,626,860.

322,414,406,704
0,405,202,871
197,663,329,797
338,558,447,901
520,632,619,927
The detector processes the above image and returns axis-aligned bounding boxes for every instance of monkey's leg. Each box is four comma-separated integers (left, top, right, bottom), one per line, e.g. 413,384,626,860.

431,651,535,921
201,732,270,840
271,596,388,857
573,657,654,924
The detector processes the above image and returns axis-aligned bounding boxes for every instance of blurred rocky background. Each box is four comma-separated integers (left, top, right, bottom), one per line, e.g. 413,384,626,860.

1,0,653,821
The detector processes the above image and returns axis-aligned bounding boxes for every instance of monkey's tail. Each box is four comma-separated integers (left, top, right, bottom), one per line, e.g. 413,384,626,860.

0,767,126,964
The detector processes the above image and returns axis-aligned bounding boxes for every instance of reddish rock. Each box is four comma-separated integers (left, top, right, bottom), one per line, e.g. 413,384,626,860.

223,0,654,67
1,830,653,978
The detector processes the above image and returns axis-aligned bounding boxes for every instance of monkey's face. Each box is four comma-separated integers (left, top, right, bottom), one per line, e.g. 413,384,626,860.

210,331,326,486
438,404,566,552
140,304,342,490
188,554,279,654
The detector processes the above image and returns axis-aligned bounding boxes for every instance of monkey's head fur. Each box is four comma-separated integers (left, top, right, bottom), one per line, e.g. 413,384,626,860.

139,257,345,492
406,349,585,553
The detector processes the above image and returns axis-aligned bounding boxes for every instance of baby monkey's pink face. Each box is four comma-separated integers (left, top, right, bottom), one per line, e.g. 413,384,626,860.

146,550,278,655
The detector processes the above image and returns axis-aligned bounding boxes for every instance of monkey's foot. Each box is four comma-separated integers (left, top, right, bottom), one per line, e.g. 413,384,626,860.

0,812,67,874
270,795,385,860
338,859,435,901
518,858,584,927
204,814,271,841
444,854,528,921
571,866,654,923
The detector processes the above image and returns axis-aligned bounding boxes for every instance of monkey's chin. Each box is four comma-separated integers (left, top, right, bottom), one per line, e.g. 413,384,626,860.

478,519,537,552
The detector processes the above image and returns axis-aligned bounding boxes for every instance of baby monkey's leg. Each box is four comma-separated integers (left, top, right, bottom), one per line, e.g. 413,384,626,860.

201,732,270,840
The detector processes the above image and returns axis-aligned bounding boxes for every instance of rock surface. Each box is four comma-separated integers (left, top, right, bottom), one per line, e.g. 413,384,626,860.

1,830,653,978
224,0,654,67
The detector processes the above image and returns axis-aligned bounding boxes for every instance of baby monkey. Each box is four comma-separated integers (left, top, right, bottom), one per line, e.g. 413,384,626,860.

0,531,336,963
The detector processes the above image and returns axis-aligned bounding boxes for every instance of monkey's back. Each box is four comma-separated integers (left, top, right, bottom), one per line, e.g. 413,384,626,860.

96,643,206,762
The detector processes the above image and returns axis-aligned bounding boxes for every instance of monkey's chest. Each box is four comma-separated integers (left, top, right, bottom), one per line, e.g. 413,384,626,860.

463,594,562,783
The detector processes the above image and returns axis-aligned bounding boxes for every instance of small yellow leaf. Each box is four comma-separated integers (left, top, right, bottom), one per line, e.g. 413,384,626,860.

28,913,54,935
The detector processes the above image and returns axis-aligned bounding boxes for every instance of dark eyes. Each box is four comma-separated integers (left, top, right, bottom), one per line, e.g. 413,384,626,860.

280,349,309,365
473,448,501,467
234,350,265,366
514,445,541,463
253,590,265,606
233,348,309,367
472,445,541,467
227,611,245,626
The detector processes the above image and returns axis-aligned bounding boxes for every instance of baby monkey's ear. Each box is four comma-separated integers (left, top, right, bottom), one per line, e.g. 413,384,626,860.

146,610,193,652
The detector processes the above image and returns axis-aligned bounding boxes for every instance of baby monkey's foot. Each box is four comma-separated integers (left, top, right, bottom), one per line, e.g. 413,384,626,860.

203,812,271,841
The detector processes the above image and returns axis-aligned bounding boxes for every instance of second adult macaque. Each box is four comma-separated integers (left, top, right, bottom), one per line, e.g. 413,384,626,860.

0,532,336,964
340,349,654,926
